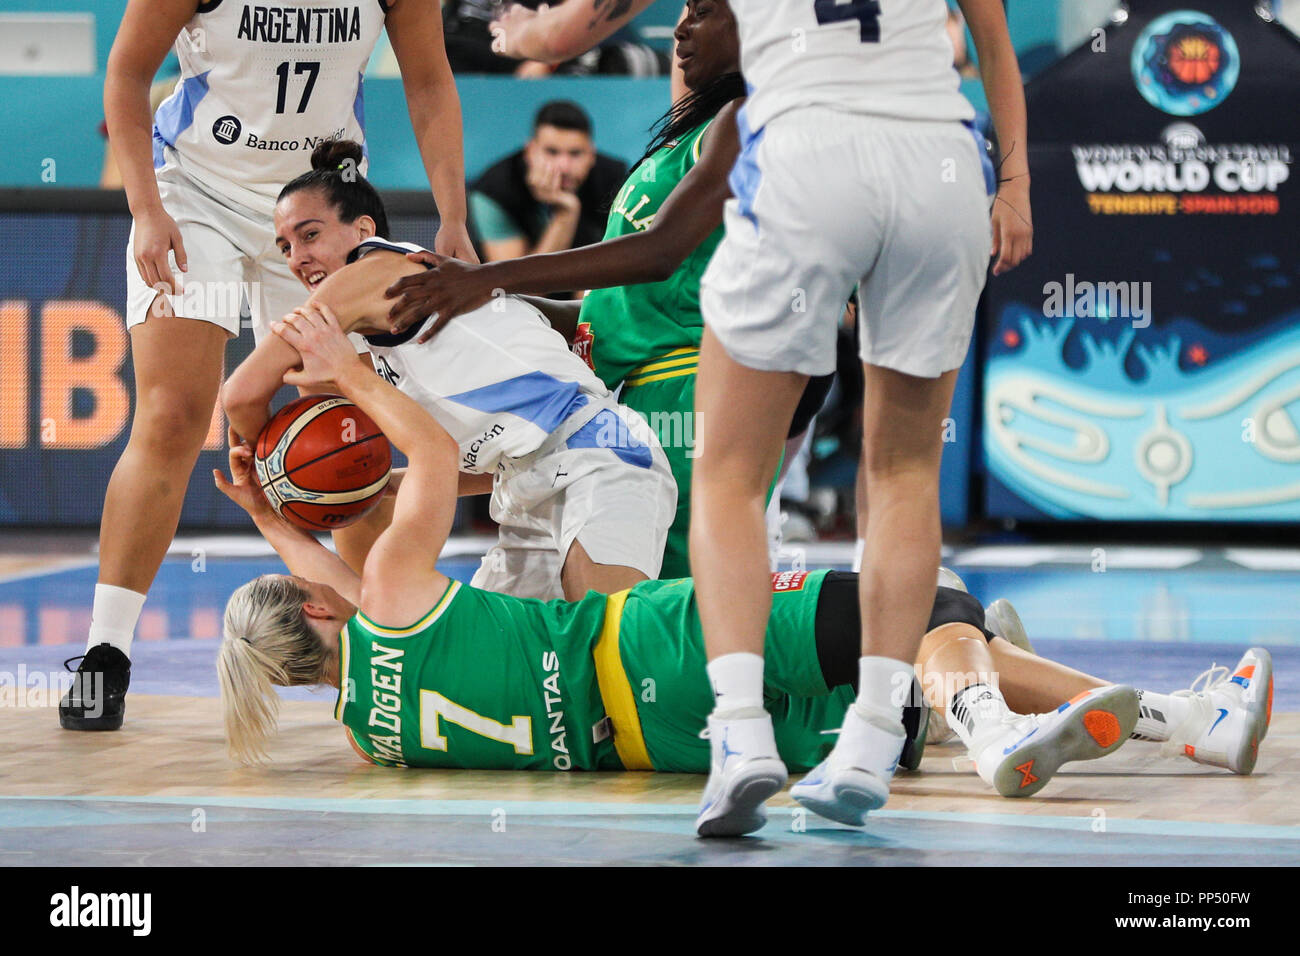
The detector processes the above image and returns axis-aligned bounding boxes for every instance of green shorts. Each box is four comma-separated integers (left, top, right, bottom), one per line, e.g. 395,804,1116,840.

613,570,852,773
620,371,784,582
620,372,696,580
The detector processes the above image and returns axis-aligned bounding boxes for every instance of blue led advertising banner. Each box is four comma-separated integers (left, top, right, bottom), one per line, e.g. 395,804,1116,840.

0,198,437,527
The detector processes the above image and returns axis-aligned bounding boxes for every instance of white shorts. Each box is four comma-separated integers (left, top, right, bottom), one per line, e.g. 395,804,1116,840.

701,108,994,378
470,406,677,601
125,151,305,343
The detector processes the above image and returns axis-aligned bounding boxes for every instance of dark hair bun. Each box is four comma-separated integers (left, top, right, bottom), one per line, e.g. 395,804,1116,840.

310,139,365,172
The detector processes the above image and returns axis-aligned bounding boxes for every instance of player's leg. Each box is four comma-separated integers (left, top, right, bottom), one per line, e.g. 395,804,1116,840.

790,367,958,822
553,411,678,600
692,109,865,836
983,630,1273,775
61,300,229,730
690,330,806,836
946,583,1273,775
561,539,647,598
793,117,994,823
917,620,1138,797
691,332,805,660
63,183,245,730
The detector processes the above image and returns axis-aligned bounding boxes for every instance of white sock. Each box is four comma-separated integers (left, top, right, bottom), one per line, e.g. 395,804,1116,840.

946,682,1011,749
86,583,146,657
707,652,766,718
853,656,912,729
1132,689,1193,742
851,538,865,573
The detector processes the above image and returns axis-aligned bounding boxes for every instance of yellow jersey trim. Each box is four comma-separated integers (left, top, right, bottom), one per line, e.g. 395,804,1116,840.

691,119,712,164
355,580,461,637
625,348,700,388
624,365,698,388
593,589,653,770
333,623,353,722
631,350,700,377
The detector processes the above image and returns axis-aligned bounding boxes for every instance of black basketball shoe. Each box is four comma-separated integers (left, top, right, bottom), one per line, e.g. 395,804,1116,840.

59,643,131,731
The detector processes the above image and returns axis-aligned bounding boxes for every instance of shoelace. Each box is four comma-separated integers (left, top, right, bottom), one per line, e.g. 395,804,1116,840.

62,654,86,672
1160,663,1230,758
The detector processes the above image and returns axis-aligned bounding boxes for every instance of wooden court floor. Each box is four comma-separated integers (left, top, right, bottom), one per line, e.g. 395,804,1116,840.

2,690,1295,866
2,544,1297,865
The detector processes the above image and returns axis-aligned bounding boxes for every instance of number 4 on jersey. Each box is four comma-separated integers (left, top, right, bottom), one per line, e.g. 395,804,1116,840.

814,0,881,42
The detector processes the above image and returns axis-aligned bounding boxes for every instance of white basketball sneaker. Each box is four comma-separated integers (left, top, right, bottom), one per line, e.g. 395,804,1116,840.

967,685,1139,797
789,704,905,826
695,712,788,838
937,566,968,592
1162,648,1273,775
984,597,1037,655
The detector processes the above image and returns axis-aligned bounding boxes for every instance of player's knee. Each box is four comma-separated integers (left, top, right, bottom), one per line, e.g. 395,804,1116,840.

929,586,987,635
130,389,216,452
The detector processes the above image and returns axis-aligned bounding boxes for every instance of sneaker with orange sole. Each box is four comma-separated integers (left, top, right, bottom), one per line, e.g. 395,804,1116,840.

969,685,1139,798
1163,648,1273,775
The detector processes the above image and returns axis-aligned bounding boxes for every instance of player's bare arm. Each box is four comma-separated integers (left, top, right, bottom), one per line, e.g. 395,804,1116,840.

491,0,659,64
275,304,459,625
213,445,364,606
956,0,1033,275
104,0,200,295
386,0,479,263
382,98,744,340
222,251,426,441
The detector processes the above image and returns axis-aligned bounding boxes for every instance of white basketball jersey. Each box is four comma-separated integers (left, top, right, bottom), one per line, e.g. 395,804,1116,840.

728,0,973,130
153,1,387,212
351,240,614,475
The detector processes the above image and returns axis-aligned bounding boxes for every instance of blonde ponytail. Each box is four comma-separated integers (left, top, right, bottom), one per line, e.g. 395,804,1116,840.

219,576,334,765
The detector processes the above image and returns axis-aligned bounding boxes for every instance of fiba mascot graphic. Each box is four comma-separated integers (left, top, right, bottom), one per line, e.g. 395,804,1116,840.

1132,10,1240,116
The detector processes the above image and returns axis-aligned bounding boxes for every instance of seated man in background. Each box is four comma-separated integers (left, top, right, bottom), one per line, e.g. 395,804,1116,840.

470,101,627,268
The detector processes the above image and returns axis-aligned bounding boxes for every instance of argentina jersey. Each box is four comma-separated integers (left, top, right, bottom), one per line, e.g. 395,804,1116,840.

153,1,387,212
727,0,972,130
349,239,621,475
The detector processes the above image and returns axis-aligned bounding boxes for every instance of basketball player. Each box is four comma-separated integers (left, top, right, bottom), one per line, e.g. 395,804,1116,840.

687,0,1033,835
63,0,477,732
380,0,831,579
222,141,677,603
212,312,1273,808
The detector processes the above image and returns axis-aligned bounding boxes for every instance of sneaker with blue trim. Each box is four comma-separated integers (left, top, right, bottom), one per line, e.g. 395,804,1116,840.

695,712,788,838
790,703,904,826
970,685,1138,797
1164,648,1273,775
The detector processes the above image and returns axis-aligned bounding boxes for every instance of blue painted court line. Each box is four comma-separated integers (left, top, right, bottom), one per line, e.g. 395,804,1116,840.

6,795,1296,840
4,796,1296,864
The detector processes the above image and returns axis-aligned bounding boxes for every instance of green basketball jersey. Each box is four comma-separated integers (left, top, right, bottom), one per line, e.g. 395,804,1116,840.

574,120,721,390
335,580,622,771
334,571,846,775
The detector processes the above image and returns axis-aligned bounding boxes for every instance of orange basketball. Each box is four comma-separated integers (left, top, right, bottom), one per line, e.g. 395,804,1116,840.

253,395,391,531
1169,35,1219,86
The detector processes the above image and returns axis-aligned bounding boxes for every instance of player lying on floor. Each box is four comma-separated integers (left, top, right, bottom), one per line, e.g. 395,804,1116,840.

222,139,677,603
917,573,1273,790
212,305,1273,822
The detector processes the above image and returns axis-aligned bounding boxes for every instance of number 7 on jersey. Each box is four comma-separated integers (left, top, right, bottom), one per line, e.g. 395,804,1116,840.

420,689,534,755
